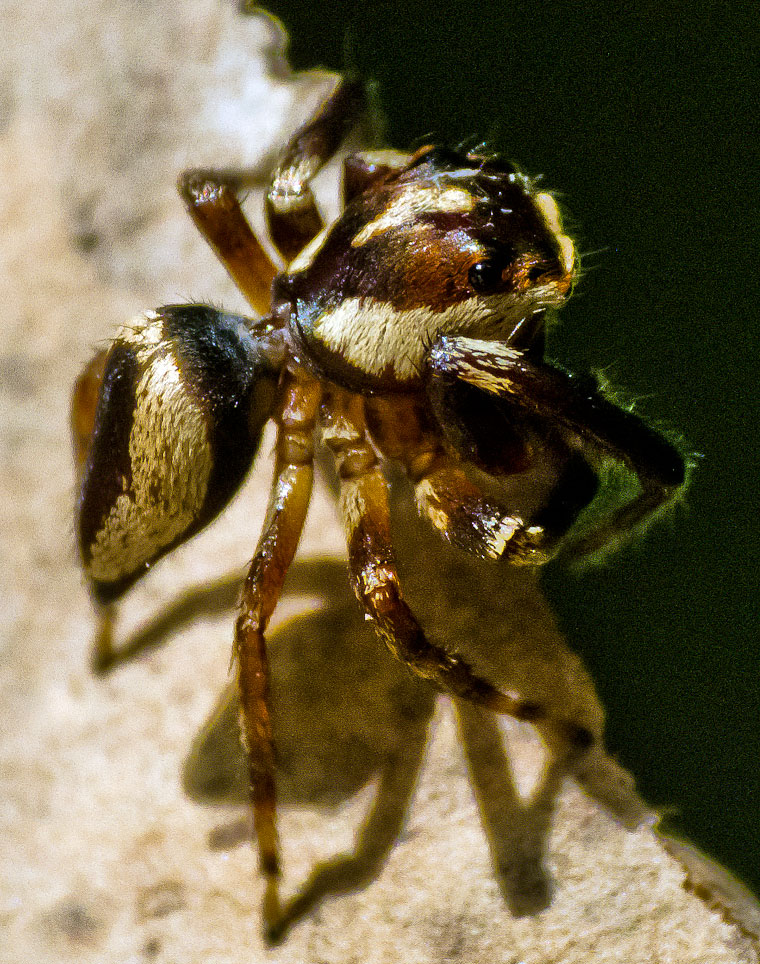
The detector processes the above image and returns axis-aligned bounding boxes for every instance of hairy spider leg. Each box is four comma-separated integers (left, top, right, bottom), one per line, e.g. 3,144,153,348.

413,462,601,753
178,169,277,317
266,78,365,261
362,392,597,756
428,337,685,560
362,392,578,569
423,373,601,556
234,372,320,935
320,388,557,722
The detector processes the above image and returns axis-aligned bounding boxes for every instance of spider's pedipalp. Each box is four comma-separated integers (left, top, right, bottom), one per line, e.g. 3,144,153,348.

427,336,686,560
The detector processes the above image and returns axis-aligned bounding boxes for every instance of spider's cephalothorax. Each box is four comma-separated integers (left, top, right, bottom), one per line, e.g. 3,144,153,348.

72,78,685,940
277,145,575,389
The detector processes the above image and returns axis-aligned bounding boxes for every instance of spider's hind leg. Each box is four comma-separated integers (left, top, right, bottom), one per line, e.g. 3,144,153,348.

234,371,321,939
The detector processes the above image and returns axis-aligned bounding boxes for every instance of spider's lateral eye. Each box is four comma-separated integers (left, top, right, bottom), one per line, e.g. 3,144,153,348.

468,258,504,293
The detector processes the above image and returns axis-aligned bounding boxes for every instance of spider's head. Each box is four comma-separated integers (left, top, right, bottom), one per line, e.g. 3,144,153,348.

279,145,576,389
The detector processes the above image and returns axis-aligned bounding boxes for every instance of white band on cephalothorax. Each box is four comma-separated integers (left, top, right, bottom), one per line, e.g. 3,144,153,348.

351,184,477,247
312,290,562,381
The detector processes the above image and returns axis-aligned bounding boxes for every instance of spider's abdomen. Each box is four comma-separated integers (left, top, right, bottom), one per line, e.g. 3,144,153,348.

76,305,279,603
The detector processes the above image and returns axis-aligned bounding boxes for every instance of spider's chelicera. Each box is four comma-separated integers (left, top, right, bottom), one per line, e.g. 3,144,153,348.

72,79,685,939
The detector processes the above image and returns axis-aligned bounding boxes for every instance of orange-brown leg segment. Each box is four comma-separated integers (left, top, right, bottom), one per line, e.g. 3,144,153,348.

179,80,365,288
234,372,321,937
320,389,571,729
178,170,277,316
266,78,366,261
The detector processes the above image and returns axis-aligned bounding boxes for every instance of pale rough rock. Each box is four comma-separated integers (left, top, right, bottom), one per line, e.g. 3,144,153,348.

1,1,758,962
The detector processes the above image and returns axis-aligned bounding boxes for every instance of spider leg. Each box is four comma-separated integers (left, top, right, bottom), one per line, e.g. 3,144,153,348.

266,78,365,261
234,372,320,937
427,336,686,559
178,168,277,316
320,389,591,756
71,347,108,476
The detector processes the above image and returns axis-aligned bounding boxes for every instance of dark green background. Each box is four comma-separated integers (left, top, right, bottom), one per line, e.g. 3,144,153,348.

256,0,759,894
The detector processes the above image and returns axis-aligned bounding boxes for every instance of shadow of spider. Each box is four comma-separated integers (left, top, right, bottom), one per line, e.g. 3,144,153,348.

113,479,651,939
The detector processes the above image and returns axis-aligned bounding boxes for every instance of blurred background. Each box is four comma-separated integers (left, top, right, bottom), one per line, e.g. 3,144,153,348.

258,0,759,895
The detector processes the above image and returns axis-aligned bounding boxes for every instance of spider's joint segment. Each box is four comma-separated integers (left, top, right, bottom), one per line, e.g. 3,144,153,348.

339,472,388,540
277,430,314,466
269,157,321,211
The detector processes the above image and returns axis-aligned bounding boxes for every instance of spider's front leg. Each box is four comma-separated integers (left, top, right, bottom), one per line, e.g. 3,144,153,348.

234,371,320,937
320,388,588,746
426,336,686,561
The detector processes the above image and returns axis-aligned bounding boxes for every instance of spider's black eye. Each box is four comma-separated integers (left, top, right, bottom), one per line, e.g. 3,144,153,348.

468,257,505,293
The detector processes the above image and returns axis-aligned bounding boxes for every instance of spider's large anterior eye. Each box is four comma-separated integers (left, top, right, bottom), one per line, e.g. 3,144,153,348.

468,257,505,293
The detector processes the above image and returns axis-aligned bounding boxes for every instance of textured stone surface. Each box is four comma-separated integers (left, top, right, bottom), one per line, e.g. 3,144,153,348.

1,1,758,962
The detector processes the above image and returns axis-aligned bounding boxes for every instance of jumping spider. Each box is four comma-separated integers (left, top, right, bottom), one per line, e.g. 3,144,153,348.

72,78,685,940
